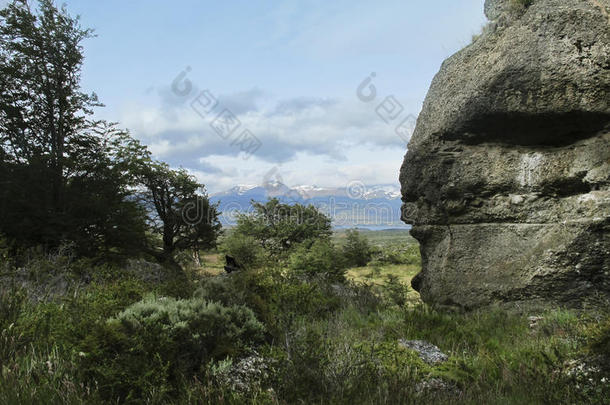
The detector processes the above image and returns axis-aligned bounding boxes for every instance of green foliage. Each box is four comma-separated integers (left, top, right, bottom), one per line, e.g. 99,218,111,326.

195,269,342,339
79,296,265,403
2,254,610,404
590,317,610,364
263,310,424,403
0,1,221,263
342,229,373,267
0,271,157,404
0,344,101,404
289,238,346,281
195,270,280,332
0,1,149,256
0,286,26,361
372,242,421,266
221,232,266,269
139,161,222,267
234,198,332,256
381,274,410,307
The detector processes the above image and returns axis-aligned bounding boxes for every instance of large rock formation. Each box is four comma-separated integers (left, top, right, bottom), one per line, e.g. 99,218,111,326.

400,0,610,308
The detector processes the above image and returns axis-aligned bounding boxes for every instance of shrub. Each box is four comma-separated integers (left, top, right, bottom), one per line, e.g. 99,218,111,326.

221,233,266,269
195,275,245,306
196,269,342,336
381,274,410,307
79,296,265,403
289,238,346,282
206,352,273,395
342,229,373,267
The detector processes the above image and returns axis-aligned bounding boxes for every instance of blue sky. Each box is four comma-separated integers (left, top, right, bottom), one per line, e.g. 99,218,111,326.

37,0,487,193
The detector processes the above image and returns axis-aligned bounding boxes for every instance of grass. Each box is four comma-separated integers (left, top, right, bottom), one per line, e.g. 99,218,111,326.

332,228,415,247
2,230,608,404
200,252,225,275
347,263,419,284
347,264,421,304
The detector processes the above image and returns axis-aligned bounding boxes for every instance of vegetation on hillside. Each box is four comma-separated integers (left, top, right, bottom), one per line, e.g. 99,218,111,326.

1,239,609,404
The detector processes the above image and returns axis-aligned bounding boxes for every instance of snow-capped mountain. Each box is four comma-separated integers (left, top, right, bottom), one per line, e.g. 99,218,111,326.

210,182,407,230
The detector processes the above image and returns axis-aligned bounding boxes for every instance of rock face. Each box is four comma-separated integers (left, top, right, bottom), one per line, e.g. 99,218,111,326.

400,0,610,308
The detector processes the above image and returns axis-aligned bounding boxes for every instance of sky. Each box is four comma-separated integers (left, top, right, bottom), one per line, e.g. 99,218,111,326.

29,0,487,194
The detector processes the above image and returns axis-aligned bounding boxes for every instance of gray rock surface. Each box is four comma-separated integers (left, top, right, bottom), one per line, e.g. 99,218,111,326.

415,377,461,397
398,339,449,365
400,0,610,308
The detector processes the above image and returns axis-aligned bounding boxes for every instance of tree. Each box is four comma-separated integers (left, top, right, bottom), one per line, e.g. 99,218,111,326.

234,198,332,257
289,238,346,282
139,161,221,269
342,229,372,267
0,0,98,209
62,123,150,256
0,0,149,255
220,233,265,270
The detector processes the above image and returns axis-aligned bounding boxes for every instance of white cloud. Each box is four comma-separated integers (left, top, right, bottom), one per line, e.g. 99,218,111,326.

191,144,405,194
122,90,411,157
118,87,414,193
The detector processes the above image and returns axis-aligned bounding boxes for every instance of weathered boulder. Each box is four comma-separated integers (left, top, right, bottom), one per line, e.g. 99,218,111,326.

400,0,610,308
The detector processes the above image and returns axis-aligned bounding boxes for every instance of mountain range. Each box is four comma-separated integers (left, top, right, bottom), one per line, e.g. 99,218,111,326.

209,182,408,230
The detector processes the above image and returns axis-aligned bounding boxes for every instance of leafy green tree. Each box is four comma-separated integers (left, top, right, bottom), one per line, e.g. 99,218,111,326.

289,238,346,282
0,1,149,255
234,198,332,256
342,229,373,267
139,161,221,269
0,0,98,194
0,0,97,208
61,123,150,256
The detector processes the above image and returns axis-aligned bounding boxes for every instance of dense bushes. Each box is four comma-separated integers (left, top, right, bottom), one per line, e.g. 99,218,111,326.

2,252,610,404
221,233,266,269
289,238,346,281
195,269,342,338
0,195,605,404
0,275,152,404
79,296,265,403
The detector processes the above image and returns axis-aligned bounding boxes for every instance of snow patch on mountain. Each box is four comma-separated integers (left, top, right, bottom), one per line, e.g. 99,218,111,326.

212,183,402,200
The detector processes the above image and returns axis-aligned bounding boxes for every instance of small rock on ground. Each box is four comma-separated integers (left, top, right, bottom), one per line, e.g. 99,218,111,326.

398,339,448,365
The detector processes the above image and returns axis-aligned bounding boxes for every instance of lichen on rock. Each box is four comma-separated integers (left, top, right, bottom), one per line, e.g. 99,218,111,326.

400,0,610,308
